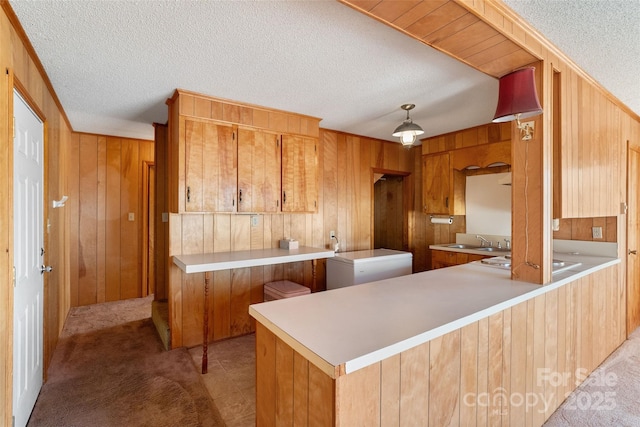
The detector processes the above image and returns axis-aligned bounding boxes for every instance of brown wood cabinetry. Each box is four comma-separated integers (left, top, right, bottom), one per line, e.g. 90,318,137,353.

168,90,320,214
422,140,511,215
281,134,317,212
422,152,465,215
237,127,281,213
431,249,488,269
184,118,237,212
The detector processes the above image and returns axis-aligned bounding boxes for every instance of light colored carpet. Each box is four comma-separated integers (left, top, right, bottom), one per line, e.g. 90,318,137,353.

28,297,225,427
545,327,640,426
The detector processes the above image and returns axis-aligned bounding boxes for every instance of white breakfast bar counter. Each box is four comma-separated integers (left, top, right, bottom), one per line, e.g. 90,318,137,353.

249,252,619,378
172,246,334,373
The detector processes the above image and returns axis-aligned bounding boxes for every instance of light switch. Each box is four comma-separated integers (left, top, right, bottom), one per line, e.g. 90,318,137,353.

251,215,259,227
162,212,169,223
128,212,135,222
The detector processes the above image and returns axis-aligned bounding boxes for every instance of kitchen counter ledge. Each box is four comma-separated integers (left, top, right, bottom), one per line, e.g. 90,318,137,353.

249,253,619,378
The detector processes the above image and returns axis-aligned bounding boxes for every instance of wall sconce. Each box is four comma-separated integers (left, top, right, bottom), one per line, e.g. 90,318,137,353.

492,67,543,140
392,104,424,147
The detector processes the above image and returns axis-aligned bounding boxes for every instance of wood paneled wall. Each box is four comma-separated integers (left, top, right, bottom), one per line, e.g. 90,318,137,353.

553,217,617,242
68,132,154,306
168,128,414,348
257,263,625,426
556,68,626,219
1,3,72,424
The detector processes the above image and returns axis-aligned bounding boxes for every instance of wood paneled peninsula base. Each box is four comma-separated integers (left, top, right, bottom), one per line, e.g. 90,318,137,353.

250,255,623,426
173,246,334,373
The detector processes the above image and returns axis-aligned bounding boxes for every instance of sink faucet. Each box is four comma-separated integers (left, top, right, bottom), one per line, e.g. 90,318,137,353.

504,238,511,250
476,235,492,247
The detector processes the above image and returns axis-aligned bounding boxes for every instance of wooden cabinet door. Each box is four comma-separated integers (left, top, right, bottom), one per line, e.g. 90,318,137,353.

184,119,237,212
237,127,281,213
281,134,317,212
423,153,450,214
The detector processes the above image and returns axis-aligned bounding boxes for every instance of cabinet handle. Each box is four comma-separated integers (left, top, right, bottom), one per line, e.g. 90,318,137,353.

283,191,286,204
445,197,449,208
630,249,637,255
187,186,191,202
239,189,243,203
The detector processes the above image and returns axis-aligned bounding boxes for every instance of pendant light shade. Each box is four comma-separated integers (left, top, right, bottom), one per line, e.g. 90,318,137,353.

492,67,543,123
392,104,424,147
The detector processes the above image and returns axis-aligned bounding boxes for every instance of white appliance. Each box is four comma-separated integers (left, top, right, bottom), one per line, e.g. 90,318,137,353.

326,249,413,290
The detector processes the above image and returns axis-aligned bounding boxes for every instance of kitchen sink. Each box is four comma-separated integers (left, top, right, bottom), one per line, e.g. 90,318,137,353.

446,244,481,249
476,247,510,252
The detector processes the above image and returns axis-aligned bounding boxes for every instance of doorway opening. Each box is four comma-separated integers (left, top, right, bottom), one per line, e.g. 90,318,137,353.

373,170,409,251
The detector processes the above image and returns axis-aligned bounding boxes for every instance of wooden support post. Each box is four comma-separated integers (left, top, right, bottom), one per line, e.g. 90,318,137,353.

312,259,317,292
202,271,211,374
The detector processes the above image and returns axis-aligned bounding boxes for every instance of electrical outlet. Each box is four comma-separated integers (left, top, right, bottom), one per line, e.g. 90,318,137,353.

592,226,603,239
251,215,259,227
128,212,135,221
330,230,335,239
520,121,535,140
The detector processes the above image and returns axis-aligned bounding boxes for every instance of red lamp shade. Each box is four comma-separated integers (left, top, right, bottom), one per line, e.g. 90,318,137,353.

492,67,543,123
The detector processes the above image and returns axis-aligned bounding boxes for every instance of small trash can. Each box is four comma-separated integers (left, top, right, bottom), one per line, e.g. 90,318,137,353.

264,280,310,301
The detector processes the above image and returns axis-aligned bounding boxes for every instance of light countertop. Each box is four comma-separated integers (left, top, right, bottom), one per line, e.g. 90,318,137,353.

173,246,335,273
249,252,619,378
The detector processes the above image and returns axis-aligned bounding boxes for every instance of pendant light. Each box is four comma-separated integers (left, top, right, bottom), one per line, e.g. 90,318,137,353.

392,104,424,147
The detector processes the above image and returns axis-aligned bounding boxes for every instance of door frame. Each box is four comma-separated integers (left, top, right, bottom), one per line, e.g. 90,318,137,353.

627,143,640,336
10,76,48,423
142,161,155,297
370,168,411,252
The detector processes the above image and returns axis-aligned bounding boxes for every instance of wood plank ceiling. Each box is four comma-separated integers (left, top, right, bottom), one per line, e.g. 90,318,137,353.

339,0,539,78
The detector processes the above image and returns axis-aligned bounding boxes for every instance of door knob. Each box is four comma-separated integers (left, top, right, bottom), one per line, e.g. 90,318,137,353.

629,250,637,255
40,265,53,274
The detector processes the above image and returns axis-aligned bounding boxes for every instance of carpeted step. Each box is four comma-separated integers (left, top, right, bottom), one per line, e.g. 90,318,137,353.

152,299,170,351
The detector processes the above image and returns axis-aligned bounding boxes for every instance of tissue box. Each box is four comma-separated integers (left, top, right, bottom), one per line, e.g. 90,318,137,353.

279,239,299,250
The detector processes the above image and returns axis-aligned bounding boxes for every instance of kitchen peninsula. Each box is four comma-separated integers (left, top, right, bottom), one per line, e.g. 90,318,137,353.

249,253,623,426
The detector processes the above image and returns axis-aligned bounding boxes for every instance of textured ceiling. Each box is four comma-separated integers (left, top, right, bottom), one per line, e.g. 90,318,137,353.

502,0,640,118
8,0,640,143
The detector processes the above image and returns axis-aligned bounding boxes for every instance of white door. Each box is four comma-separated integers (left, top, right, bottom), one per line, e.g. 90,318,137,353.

13,89,44,427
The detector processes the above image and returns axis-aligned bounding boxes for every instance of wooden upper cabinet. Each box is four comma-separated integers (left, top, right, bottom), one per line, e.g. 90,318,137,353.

184,118,237,212
281,134,318,212
450,140,511,170
237,127,281,213
423,152,464,215
555,70,624,218
422,138,511,215
167,89,321,214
